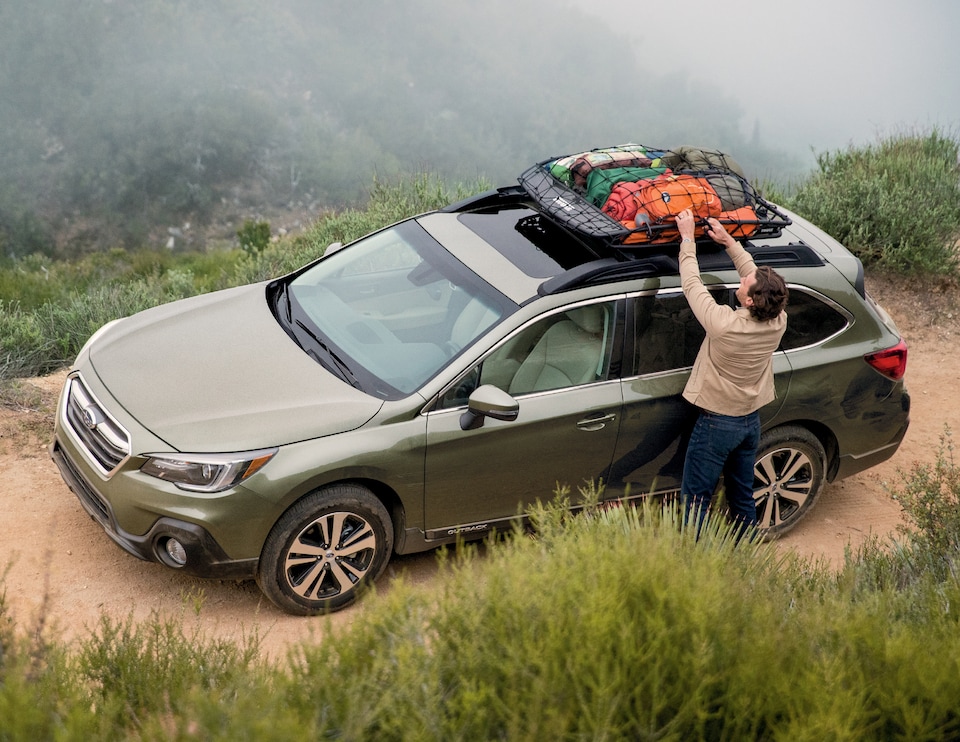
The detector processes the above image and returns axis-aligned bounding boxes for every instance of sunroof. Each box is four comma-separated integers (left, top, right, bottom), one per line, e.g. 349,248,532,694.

457,206,599,279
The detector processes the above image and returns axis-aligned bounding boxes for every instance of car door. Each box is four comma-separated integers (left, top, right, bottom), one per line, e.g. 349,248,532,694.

422,298,625,531
607,288,790,500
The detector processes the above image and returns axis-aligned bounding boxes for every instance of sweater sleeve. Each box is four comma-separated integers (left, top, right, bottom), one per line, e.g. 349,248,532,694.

679,246,731,336
679,241,758,336
726,240,758,279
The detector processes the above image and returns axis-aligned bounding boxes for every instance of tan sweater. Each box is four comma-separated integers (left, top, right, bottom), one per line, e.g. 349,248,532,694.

679,241,787,416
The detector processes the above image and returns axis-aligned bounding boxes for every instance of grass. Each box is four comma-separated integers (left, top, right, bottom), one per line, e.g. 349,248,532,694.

4,476,960,739
788,127,960,274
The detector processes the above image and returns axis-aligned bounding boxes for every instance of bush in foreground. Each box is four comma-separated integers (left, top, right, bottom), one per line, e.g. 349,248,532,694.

4,479,960,739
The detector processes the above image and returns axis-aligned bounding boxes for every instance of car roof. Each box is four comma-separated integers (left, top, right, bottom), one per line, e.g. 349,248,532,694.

434,185,852,302
418,212,545,305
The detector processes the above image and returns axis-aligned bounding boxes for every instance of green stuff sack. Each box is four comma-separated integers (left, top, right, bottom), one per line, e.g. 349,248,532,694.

585,165,669,207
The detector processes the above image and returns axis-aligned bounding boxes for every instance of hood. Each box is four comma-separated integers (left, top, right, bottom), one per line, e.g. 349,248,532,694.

89,283,384,452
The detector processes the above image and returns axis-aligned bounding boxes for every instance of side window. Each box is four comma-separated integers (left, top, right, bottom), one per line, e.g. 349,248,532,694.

780,289,850,350
631,291,716,375
438,300,621,409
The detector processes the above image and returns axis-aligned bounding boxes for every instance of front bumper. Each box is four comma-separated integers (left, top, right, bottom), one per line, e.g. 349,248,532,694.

51,437,257,580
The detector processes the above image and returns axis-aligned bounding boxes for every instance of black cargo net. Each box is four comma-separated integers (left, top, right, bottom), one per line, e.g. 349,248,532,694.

518,144,791,253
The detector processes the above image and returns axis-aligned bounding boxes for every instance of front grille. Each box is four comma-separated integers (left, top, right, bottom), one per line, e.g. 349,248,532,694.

53,441,112,526
62,374,131,477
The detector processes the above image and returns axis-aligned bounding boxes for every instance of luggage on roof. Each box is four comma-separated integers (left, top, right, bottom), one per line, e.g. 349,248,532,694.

518,144,791,250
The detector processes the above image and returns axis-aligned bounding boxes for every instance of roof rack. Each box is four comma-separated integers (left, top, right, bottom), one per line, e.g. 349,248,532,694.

538,242,825,296
518,144,792,254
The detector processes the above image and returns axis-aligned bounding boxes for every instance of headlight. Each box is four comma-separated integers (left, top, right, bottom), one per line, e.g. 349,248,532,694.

140,448,277,493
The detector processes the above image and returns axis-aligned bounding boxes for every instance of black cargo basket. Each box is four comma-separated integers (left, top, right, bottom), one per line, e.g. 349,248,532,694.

518,144,791,250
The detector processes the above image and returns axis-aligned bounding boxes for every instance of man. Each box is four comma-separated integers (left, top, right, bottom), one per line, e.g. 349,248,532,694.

675,207,789,537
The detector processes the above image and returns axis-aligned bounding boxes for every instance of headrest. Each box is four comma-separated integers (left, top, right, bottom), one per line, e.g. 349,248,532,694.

566,305,604,335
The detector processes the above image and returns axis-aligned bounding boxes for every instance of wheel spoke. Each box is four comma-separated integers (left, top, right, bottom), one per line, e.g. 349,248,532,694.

327,557,368,592
755,493,774,529
782,481,813,505
319,512,341,548
339,524,376,557
779,450,811,484
288,560,326,599
756,456,778,487
289,539,325,558
770,495,784,526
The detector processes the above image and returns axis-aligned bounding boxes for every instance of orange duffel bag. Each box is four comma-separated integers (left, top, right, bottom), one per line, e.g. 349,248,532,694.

619,204,759,245
632,173,723,224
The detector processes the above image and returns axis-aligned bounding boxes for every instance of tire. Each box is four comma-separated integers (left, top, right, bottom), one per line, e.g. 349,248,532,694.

256,484,393,615
753,425,826,539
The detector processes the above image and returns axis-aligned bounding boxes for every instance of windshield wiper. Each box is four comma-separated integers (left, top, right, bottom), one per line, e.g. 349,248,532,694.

294,319,361,389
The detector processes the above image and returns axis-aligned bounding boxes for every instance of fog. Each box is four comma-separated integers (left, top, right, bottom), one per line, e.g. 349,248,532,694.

2,0,958,255
570,0,960,160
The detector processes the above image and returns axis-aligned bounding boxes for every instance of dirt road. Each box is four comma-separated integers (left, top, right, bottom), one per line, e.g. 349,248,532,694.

2,274,957,658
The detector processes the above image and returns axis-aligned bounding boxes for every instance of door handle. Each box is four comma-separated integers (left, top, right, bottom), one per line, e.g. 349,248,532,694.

576,413,616,432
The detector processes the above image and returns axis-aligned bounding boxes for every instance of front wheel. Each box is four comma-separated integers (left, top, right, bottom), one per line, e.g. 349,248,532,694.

753,426,826,539
257,484,393,615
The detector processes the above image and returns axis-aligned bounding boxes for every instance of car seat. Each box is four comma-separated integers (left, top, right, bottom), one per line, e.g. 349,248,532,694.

449,296,500,352
509,305,606,394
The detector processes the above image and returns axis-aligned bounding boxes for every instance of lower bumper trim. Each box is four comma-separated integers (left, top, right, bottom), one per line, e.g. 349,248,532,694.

51,439,257,580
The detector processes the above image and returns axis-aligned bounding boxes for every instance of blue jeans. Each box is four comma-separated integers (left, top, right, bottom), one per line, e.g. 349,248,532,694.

681,409,760,535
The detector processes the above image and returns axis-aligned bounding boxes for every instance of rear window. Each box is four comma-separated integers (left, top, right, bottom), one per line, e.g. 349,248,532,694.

780,289,850,350
630,286,850,376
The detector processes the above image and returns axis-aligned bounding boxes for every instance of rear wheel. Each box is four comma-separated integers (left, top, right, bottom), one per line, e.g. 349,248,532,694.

753,426,826,539
257,484,393,615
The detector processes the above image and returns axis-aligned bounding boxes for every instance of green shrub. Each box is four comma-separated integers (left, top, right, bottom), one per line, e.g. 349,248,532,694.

276,495,960,740
5,489,960,738
0,302,55,380
75,611,263,722
853,425,960,595
236,219,272,255
893,427,960,558
228,172,491,286
789,129,960,274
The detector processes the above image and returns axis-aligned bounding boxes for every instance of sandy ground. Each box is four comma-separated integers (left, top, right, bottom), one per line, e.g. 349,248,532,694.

1,273,958,659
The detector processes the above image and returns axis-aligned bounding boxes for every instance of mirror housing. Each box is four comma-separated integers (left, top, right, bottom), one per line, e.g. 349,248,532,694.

460,384,519,431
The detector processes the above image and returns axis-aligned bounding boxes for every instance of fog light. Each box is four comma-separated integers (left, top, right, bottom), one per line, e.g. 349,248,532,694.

164,538,187,566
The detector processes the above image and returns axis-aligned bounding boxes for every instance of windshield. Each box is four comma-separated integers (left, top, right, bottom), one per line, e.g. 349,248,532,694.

276,220,515,399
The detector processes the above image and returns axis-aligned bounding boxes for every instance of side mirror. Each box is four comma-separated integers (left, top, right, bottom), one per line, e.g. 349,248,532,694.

324,241,344,256
459,384,519,431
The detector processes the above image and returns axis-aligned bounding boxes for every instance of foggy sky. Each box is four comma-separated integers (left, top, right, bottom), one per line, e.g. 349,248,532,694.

569,0,960,160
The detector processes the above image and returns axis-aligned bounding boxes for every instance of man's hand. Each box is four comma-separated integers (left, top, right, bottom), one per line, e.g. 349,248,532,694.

676,209,737,251
703,217,737,249
676,208,696,246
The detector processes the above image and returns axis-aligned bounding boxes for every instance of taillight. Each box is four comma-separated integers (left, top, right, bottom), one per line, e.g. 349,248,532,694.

864,340,908,381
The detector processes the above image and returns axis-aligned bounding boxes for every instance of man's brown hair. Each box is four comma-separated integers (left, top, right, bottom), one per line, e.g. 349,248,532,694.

749,266,788,322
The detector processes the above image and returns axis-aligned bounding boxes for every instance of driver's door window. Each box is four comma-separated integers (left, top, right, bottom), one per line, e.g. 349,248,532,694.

439,300,621,409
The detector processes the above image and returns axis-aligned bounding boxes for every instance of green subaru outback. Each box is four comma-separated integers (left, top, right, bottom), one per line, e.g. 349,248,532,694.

51,160,909,615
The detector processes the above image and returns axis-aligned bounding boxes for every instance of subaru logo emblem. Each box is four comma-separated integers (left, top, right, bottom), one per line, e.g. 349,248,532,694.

80,406,103,430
